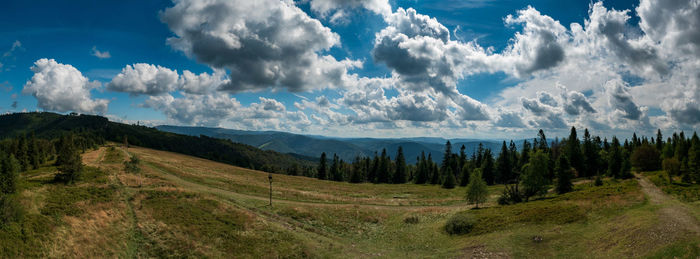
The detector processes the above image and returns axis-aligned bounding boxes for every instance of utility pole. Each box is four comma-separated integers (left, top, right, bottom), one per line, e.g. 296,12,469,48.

268,174,273,207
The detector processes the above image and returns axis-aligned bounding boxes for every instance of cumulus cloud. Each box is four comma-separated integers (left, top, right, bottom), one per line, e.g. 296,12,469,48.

22,58,108,114
605,79,644,120
494,110,526,128
108,63,228,95
108,63,179,95
143,93,240,126
160,0,361,93
91,46,111,59
309,0,391,22
637,0,700,58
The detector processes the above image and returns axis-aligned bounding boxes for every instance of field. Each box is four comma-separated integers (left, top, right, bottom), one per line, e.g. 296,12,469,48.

2,144,699,258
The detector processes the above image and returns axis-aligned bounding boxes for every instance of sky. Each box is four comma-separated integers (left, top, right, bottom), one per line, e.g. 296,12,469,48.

0,0,698,139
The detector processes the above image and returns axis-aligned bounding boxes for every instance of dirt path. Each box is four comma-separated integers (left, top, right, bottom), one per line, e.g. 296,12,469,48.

635,173,700,236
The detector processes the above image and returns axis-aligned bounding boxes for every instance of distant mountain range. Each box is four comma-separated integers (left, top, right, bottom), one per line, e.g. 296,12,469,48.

157,125,518,164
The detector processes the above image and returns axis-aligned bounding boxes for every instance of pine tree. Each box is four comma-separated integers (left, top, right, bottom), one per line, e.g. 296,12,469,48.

481,149,495,185
582,128,598,177
466,169,488,208
318,152,327,180
430,157,440,185
330,154,342,181
16,134,29,172
459,164,470,187
688,132,700,182
441,141,453,177
414,152,428,184
29,132,40,169
566,127,583,177
537,129,548,152
656,129,663,151
495,141,512,184
0,154,20,194
393,146,407,184
520,140,531,171
555,154,573,194
459,145,467,170
350,156,363,183
55,135,83,184
377,149,390,183
441,167,456,189
608,137,622,178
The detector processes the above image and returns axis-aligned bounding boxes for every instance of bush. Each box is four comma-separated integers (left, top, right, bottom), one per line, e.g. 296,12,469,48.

0,195,24,226
631,144,661,171
444,212,476,235
497,183,522,205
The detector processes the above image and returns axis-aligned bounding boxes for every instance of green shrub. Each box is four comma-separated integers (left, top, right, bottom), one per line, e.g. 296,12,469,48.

444,212,475,235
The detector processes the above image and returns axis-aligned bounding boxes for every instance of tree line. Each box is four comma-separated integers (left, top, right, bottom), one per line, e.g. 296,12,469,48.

311,128,700,194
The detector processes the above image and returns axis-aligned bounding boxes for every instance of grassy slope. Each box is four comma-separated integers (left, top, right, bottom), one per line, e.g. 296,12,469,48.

2,145,698,258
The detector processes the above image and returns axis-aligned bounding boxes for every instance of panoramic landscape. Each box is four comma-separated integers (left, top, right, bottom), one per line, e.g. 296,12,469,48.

1,0,699,258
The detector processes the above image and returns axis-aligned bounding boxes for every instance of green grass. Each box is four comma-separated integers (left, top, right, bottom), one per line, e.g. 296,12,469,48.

644,171,700,202
3,146,699,258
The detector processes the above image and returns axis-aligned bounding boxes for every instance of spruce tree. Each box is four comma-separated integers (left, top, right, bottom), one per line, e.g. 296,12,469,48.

29,132,40,170
555,154,573,194
318,152,327,180
459,164,470,187
55,135,83,184
393,146,407,184
330,154,342,181
349,156,363,183
16,134,29,172
566,127,583,177
441,141,453,177
495,141,512,184
441,167,456,189
582,128,598,177
656,129,663,151
688,133,700,182
414,152,428,184
608,137,622,178
377,149,390,183
0,154,19,194
466,169,488,208
481,149,495,185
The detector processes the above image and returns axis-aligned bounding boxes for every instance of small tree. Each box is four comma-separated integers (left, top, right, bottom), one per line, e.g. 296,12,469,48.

318,152,327,180
662,158,680,183
55,135,83,184
442,167,456,189
520,150,549,201
466,169,488,208
124,155,141,174
0,155,20,194
555,154,573,194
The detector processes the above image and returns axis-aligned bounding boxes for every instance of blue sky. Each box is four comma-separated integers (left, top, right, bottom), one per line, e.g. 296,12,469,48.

0,0,697,139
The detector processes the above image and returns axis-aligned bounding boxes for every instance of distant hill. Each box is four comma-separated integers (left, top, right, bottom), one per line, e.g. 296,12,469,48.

157,125,510,164
0,112,315,172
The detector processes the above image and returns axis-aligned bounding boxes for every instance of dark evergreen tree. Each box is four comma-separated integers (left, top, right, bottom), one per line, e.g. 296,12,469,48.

0,155,19,194
414,152,428,184
16,134,29,172
429,154,440,185
537,129,548,152
29,132,40,169
330,154,342,181
349,156,363,183
459,145,467,170
582,128,598,177
459,164,470,187
441,167,456,189
555,154,573,194
656,129,663,151
520,140,531,171
566,127,583,177
481,149,495,185
318,152,327,180
608,137,622,178
393,146,407,183
441,141,453,178
495,141,512,184
689,132,700,182
55,134,83,184
377,149,390,183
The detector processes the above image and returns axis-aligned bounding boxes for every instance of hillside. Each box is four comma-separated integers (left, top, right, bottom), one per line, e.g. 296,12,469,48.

157,125,506,163
0,112,315,171
1,145,698,257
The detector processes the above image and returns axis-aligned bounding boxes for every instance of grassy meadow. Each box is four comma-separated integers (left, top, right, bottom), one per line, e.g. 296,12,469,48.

1,144,698,258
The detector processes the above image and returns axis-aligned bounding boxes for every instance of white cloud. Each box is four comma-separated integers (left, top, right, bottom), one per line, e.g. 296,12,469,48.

160,0,361,93
91,46,111,59
309,0,392,22
108,63,179,95
22,58,108,114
